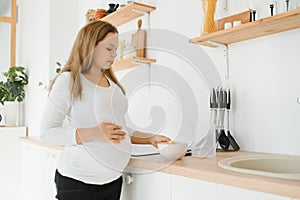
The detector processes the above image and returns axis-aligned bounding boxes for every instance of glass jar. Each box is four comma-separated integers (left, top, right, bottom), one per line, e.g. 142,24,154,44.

201,0,217,35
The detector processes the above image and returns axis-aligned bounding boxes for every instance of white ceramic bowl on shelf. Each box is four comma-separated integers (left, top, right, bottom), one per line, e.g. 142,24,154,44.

157,142,188,161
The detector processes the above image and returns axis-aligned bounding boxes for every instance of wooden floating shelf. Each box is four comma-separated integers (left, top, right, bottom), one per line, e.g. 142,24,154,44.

101,2,156,27
112,56,156,71
190,8,300,47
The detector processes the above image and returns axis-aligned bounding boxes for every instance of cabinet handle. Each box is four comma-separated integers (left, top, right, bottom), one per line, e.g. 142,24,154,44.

123,173,134,184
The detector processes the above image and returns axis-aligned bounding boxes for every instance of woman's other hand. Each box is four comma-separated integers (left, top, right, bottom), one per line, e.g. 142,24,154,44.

97,122,126,144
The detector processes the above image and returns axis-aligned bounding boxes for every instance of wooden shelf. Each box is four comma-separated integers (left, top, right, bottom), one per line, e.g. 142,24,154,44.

101,2,156,27
190,8,300,47
112,56,156,71
101,2,156,71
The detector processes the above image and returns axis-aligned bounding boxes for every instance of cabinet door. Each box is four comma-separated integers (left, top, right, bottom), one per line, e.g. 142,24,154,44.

121,169,172,200
171,175,291,200
0,127,26,200
40,146,61,200
21,143,44,200
21,143,61,200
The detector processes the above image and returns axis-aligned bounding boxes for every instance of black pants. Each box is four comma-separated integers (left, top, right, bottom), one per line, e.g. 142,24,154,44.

54,170,123,200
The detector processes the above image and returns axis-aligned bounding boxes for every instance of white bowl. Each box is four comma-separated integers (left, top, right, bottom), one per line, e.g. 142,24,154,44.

157,142,188,161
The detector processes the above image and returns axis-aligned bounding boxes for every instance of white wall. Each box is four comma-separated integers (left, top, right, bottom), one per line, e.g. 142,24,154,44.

19,0,50,133
228,30,300,155
49,0,78,78
18,0,300,155
18,0,78,134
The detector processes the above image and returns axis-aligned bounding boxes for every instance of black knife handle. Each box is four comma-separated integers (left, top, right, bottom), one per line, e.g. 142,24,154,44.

226,89,231,110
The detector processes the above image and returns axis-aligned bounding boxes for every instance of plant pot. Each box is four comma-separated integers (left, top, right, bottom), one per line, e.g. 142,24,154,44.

4,101,21,126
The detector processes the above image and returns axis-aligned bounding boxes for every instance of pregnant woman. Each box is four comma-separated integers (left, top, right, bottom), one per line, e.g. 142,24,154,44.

40,20,170,200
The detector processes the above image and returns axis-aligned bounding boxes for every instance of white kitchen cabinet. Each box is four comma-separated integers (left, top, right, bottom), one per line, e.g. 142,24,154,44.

171,174,291,200
40,146,61,199
121,168,292,200
0,127,26,200
21,142,61,200
121,169,172,200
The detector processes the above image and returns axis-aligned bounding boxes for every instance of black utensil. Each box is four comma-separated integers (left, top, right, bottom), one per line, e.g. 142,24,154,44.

250,9,256,22
218,130,230,150
217,88,230,150
227,132,240,151
286,0,290,11
114,4,119,11
252,10,256,21
226,89,240,151
185,149,192,156
270,4,274,16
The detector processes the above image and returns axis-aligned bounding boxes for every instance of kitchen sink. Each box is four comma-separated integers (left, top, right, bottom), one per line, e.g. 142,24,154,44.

218,155,300,180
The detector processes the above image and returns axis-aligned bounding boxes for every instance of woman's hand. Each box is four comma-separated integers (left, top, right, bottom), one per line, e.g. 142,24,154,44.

149,134,171,148
131,131,171,147
97,122,126,144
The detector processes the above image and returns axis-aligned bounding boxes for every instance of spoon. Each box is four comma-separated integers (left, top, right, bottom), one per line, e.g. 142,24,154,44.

217,88,230,150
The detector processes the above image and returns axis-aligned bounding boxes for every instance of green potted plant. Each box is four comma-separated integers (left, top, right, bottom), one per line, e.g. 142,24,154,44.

0,66,28,126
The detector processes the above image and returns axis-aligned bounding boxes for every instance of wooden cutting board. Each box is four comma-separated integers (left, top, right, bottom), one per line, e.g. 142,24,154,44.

131,19,146,57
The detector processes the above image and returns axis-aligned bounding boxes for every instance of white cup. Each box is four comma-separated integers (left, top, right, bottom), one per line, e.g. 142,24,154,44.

224,22,232,30
233,20,242,27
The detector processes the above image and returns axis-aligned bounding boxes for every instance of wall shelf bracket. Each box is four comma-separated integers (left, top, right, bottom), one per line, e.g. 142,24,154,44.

207,41,230,79
224,44,229,79
148,63,152,89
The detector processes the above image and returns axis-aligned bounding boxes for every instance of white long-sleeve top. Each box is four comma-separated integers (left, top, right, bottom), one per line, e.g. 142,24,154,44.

40,72,134,184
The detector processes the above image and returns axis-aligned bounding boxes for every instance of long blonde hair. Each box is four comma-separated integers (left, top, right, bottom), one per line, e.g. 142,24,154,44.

48,20,125,101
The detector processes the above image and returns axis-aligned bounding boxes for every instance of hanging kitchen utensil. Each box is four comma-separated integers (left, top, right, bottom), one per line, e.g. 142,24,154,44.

225,89,240,151
192,88,217,158
217,87,230,151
